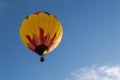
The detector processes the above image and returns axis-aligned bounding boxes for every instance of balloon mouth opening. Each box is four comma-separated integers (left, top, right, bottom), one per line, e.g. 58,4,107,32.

35,44,49,55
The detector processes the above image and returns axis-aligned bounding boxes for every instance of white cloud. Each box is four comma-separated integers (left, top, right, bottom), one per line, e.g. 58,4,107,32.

65,65,120,80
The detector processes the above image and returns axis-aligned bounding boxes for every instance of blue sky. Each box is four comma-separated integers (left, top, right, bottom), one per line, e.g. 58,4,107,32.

0,0,120,80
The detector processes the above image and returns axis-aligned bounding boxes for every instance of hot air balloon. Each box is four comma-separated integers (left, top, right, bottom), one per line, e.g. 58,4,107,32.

20,11,63,62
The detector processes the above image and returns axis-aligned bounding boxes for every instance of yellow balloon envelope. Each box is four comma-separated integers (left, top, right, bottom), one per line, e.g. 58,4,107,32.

20,12,63,62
